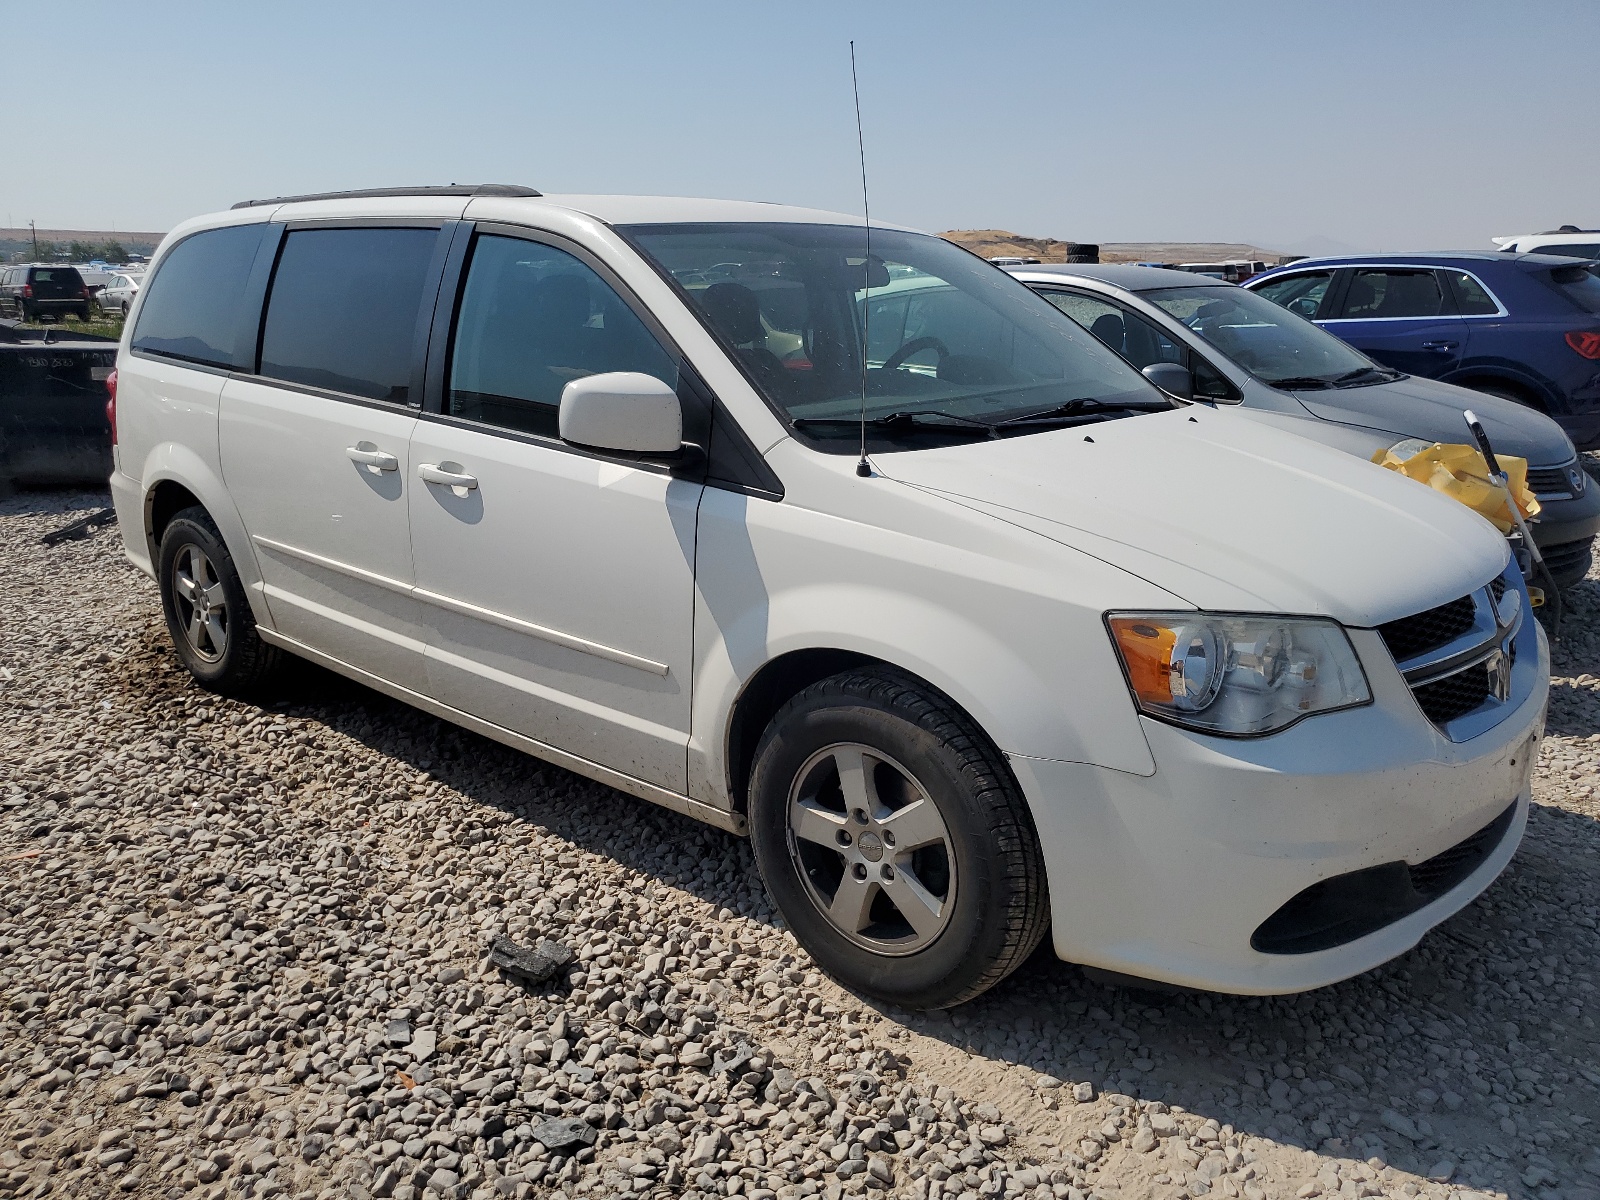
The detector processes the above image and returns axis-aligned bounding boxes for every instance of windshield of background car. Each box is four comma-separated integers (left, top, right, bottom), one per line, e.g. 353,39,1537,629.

623,223,1163,445
1142,285,1376,386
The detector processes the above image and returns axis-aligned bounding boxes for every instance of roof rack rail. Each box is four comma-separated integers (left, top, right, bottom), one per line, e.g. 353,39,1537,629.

231,183,542,210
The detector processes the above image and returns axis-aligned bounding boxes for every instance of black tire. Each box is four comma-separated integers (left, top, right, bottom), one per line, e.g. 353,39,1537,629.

1466,379,1541,411
157,506,284,696
748,666,1049,1009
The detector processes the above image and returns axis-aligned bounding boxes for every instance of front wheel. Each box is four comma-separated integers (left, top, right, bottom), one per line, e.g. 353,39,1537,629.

748,666,1049,1009
158,506,284,695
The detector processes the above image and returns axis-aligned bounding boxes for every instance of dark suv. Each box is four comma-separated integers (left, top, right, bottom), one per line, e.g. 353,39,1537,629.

1245,253,1600,449
0,265,92,323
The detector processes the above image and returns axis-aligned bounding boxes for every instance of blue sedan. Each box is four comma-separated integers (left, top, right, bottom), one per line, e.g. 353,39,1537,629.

1244,253,1600,450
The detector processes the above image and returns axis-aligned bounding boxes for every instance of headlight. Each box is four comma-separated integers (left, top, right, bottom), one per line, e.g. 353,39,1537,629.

1107,613,1371,736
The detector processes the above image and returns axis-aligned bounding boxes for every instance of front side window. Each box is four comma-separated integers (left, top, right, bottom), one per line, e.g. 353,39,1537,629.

258,227,438,402
625,223,1160,449
1337,269,1449,319
132,223,266,369
1144,285,1377,388
447,235,678,439
1252,270,1333,319
1037,290,1184,370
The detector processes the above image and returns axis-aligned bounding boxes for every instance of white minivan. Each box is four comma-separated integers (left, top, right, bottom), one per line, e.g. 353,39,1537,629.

108,185,1547,1007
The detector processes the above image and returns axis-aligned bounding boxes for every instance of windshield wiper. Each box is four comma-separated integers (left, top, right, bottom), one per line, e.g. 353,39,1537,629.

1330,365,1404,387
1265,375,1336,390
792,410,999,437
996,396,1170,426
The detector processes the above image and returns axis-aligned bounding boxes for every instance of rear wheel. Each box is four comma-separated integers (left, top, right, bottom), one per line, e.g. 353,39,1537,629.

1464,379,1541,411
158,506,284,695
748,666,1049,1009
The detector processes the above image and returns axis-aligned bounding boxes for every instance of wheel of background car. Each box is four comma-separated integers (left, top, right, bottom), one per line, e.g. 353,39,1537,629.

747,665,1049,1009
121,301,130,316
158,506,284,696
881,336,951,372
1465,380,1540,411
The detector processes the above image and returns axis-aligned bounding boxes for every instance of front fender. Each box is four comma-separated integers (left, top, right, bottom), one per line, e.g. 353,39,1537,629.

686,482,1169,813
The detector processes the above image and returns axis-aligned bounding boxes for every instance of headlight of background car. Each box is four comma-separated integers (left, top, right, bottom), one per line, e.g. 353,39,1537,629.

1107,613,1371,736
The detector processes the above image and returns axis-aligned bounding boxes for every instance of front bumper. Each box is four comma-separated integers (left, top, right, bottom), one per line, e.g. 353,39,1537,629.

1012,620,1548,994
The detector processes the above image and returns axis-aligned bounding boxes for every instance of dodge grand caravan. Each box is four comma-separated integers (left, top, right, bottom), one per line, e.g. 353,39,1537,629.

107,185,1547,1007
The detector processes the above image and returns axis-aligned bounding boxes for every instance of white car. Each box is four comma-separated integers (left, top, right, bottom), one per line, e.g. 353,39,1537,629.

1492,226,1600,260
98,272,142,315
107,185,1546,1007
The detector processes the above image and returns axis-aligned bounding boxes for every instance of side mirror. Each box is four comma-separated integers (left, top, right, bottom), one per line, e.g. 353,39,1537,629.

1142,362,1193,401
559,372,683,456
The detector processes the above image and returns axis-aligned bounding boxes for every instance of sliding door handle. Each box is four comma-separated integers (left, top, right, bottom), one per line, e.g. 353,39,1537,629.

1421,340,1458,352
418,462,479,490
345,445,399,472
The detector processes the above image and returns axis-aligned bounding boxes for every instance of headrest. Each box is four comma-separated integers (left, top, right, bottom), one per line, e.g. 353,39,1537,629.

702,282,766,345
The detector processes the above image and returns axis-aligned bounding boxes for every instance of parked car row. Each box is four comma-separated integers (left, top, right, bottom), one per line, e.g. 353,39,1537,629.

0,264,92,322
1244,253,1600,451
107,185,1546,1008
1004,262,1600,588
0,262,146,322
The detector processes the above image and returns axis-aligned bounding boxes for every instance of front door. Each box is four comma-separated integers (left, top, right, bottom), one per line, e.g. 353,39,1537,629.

408,230,702,792
1321,266,1467,378
219,224,446,690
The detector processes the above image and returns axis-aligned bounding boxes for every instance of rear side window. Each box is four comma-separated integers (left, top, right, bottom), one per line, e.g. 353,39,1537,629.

258,227,438,403
447,234,677,438
1252,271,1332,318
133,224,266,369
1444,271,1500,316
1549,263,1600,315
1337,269,1449,319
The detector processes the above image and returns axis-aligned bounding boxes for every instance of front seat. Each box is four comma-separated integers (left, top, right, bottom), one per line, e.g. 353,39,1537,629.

701,283,787,384
1089,311,1126,355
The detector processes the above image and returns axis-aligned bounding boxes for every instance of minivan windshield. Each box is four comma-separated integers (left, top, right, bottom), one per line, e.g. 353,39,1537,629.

624,223,1167,448
1143,284,1390,388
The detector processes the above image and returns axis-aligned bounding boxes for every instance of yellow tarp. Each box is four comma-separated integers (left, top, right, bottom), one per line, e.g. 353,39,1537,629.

1371,439,1540,534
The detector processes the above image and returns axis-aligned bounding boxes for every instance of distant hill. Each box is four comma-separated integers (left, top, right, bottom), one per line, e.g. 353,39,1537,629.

2,227,165,263
941,229,1288,265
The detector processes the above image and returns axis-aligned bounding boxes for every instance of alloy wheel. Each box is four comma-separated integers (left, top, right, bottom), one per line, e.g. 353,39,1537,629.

785,742,957,955
171,544,229,663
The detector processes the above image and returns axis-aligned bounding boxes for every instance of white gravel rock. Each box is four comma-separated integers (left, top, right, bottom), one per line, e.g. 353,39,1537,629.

3,476,1600,1200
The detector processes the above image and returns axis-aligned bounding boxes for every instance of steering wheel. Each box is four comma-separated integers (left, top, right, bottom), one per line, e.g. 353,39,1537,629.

881,336,950,373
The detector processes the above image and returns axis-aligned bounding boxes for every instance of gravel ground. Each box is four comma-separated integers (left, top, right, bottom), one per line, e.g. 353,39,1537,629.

2,479,1599,1200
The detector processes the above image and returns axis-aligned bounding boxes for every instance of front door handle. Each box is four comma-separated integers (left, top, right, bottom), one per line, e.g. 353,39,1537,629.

345,445,399,472
1421,340,1459,351
418,462,479,490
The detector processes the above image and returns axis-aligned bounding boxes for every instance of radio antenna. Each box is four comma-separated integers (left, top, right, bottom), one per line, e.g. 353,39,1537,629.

851,41,873,479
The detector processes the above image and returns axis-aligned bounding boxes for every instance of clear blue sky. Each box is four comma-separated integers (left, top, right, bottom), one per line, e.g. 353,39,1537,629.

6,0,1595,253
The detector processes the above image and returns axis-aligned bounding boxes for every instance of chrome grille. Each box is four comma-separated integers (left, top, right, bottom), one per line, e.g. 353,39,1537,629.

1381,572,1523,740
1412,662,1492,724
1378,596,1475,662
1527,460,1586,500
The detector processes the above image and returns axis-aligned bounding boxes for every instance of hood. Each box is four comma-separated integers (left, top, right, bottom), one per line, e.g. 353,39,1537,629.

1289,374,1575,466
874,407,1509,628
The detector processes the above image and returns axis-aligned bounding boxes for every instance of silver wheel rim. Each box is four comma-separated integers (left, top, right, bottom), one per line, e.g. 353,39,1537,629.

171,544,228,663
786,742,957,956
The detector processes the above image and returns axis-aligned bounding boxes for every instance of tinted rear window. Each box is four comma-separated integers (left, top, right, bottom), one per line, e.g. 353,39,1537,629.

1536,243,1600,259
258,227,438,402
29,267,85,296
1550,263,1600,314
132,224,267,369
